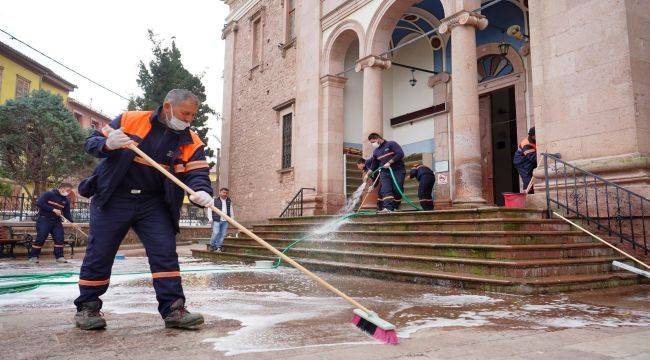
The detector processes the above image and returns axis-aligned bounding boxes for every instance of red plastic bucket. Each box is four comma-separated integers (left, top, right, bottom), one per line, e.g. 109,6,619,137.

503,192,526,208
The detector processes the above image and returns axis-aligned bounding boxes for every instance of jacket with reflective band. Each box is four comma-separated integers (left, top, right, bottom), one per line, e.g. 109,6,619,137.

513,137,538,173
368,140,405,171
36,189,73,222
79,107,213,233
518,138,537,156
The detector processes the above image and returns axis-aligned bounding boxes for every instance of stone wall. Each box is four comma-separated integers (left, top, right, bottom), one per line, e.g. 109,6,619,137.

226,0,299,222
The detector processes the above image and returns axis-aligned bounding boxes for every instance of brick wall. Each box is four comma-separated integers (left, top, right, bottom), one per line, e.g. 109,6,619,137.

227,0,298,222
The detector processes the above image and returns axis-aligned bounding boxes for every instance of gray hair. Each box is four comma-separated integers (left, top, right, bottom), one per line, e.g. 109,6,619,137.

164,89,199,106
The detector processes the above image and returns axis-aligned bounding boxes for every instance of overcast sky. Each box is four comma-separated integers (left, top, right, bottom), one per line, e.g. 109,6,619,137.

0,0,229,145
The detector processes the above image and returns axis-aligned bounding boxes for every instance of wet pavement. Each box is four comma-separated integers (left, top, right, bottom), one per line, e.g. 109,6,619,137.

0,248,649,359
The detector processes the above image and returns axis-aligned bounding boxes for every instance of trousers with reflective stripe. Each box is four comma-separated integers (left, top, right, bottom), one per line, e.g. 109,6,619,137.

417,174,435,211
74,193,184,317
30,216,65,258
379,167,405,211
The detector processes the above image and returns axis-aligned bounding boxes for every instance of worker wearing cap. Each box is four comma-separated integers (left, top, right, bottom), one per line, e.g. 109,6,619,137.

409,163,435,210
513,126,537,193
73,89,213,330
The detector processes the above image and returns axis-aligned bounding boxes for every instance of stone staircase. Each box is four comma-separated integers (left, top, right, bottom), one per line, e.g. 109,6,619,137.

192,208,646,294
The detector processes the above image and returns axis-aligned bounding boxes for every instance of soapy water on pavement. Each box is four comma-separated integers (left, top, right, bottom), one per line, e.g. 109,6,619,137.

1,257,649,356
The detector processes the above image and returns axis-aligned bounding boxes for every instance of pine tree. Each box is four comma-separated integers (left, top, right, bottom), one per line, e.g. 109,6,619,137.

0,90,93,196
130,30,216,162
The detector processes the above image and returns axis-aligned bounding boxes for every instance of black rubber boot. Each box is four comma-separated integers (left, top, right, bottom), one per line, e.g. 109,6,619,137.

164,299,204,330
74,301,106,330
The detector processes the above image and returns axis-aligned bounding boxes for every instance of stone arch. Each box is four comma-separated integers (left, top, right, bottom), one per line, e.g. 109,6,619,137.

366,0,449,56
476,43,525,75
322,20,365,75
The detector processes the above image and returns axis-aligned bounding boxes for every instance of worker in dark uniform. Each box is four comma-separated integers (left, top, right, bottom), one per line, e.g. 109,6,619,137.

409,163,435,210
513,126,537,193
28,183,74,264
357,158,383,211
73,89,213,331
366,133,405,213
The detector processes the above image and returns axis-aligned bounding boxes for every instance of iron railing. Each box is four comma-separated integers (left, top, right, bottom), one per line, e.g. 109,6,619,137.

542,153,648,254
0,195,209,225
280,188,315,218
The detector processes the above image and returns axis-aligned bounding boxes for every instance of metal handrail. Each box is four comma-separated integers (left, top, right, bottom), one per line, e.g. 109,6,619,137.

542,153,648,254
279,188,315,218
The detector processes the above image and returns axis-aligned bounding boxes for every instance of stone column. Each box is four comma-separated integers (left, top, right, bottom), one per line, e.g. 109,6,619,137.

440,10,488,207
355,55,391,157
319,75,347,213
218,21,238,189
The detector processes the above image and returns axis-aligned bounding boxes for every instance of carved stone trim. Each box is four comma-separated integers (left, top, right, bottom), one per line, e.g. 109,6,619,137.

439,11,488,34
221,21,239,40
354,55,391,72
428,72,451,88
320,75,348,88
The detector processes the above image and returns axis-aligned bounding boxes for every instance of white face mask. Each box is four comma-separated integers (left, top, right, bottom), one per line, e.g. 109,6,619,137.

60,191,69,197
371,142,380,149
167,105,190,131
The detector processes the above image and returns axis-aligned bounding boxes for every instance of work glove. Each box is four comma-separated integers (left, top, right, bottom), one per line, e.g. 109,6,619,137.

190,191,213,207
105,129,132,150
383,162,391,169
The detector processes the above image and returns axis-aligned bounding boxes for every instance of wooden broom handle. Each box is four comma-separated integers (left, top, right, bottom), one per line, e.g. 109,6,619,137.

126,143,373,314
553,211,649,270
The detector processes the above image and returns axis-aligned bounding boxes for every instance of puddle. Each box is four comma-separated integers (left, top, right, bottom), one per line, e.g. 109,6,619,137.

0,257,649,356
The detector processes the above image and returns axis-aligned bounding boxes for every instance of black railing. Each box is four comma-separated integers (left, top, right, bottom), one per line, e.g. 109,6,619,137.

280,188,315,218
542,153,648,254
0,195,209,225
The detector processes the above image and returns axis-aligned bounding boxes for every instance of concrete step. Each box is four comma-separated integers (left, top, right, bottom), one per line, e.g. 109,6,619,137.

237,230,594,245
220,237,616,260
251,218,572,232
191,249,643,294
269,208,546,224
215,242,624,278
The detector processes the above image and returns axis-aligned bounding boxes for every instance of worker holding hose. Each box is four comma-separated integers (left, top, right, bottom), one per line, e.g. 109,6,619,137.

365,133,405,213
74,89,213,330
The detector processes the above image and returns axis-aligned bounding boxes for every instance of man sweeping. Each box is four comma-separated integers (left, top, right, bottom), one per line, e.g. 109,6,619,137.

28,183,74,264
74,89,214,330
365,133,405,213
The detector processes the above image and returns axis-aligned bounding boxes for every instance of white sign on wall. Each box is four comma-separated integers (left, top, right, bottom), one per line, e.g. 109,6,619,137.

435,161,449,173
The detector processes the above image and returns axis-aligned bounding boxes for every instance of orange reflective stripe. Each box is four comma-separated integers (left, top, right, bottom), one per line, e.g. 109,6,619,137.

133,156,170,170
184,160,209,172
177,131,205,162
377,152,395,160
79,279,110,286
121,111,153,139
54,244,65,247
419,199,434,202
31,245,42,249
47,200,64,209
151,271,181,279
523,149,536,155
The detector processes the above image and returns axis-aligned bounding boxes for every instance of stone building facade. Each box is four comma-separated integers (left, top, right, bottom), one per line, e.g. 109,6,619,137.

219,0,649,223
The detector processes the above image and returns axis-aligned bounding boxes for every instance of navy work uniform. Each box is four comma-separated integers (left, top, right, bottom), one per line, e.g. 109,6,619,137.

30,189,72,259
409,164,435,211
513,137,537,192
368,140,405,211
363,158,383,211
74,107,213,318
